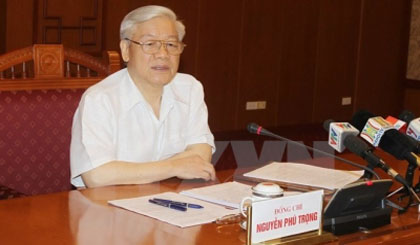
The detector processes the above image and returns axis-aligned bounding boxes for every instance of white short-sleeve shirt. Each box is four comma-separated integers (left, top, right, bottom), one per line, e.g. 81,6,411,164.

70,68,215,187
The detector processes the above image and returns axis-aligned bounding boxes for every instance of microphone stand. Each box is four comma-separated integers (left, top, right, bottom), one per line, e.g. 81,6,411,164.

361,151,417,212
404,163,416,190
387,153,420,212
387,183,420,213
409,154,420,193
391,153,418,198
361,162,377,179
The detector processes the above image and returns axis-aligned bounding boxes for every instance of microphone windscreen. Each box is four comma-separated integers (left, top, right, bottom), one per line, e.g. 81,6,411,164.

247,123,260,134
343,135,371,157
378,129,413,160
406,135,420,149
398,110,415,124
323,119,334,132
351,110,375,131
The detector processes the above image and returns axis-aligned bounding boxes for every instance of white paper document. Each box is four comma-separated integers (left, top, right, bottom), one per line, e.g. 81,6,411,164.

180,181,254,209
180,181,300,209
244,162,363,190
108,192,238,228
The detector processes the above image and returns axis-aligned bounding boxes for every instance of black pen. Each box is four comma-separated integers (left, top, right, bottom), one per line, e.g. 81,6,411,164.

152,198,204,209
148,199,187,212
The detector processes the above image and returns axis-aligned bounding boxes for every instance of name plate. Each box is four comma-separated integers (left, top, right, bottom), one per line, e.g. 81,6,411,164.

251,190,324,243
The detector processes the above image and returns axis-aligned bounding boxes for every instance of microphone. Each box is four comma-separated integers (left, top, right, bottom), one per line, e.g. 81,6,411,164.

399,111,420,194
399,110,420,141
323,120,359,153
407,136,420,155
352,110,420,187
383,113,419,155
352,111,419,159
323,120,409,185
397,110,420,154
385,115,407,133
247,122,380,179
345,135,409,186
399,110,416,124
351,110,394,147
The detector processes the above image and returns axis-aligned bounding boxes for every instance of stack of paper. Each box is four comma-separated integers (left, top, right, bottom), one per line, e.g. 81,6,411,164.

109,192,238,228
243,162,363,190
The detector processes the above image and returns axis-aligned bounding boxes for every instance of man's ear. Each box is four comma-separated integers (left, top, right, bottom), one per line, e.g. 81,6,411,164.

120,40,130,62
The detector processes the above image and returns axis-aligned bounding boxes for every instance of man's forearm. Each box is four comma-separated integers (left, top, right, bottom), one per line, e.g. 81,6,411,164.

81,160,176,188
81,143,214,188
168,143,212,162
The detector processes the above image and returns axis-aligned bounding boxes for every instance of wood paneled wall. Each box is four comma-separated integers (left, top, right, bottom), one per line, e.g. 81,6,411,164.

5,0,34,52
356,0,411,117
34,0,104,54
3,0,412,132
312,0,361,122
0,0,5,54
404,88,420,116
405,0,420,118
405,80,420,116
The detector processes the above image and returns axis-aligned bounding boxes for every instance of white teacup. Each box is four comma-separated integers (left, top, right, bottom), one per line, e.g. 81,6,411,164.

240,182,284,217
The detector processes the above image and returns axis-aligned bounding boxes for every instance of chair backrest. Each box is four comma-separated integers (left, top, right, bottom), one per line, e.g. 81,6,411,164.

0,44,121,90
0,44,121,195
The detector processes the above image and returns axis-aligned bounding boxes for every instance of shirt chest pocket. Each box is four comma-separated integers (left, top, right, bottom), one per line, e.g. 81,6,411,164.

160,135,186,159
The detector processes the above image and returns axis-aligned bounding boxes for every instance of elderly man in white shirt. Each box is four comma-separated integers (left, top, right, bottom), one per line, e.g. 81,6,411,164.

70,5,215,188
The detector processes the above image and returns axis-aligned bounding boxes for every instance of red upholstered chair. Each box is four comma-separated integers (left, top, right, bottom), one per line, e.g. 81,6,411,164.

0,44,120,196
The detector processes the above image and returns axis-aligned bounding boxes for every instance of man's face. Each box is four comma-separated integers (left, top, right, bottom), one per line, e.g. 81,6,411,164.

120,16,181,88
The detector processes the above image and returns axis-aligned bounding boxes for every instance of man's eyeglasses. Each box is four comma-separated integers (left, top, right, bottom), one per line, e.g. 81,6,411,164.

124,38,186,55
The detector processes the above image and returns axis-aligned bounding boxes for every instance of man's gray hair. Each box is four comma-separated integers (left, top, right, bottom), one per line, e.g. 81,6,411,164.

120,5,186,41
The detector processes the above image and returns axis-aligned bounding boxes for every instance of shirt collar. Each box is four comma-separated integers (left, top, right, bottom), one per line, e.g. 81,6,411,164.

121,69,147,111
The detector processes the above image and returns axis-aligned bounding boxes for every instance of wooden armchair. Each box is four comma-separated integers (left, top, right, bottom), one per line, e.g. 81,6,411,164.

0,44,121,196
